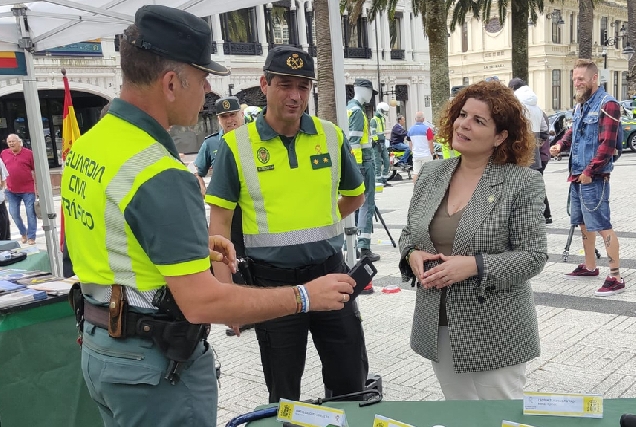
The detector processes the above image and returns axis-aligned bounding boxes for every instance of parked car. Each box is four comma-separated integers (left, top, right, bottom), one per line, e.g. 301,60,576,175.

619,99,634,118
622,116,636,152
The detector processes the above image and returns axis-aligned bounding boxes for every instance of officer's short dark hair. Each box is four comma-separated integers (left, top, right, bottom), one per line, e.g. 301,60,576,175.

264,71,275,86
120,24,188,87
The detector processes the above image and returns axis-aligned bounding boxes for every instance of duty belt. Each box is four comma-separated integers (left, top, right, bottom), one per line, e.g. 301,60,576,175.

250,252,344,285
83,302,169,338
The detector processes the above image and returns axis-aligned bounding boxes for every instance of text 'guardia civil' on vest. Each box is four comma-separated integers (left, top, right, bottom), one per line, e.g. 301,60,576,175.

65,151,106,183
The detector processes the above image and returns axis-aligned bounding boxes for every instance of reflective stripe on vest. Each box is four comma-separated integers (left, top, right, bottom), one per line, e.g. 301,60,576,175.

232,118,343,248
347,106,371,164
371,116,385,141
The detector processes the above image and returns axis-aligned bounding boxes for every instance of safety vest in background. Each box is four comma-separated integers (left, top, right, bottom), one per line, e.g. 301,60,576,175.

440,139,461,159
61,114,203,292
347,99,372,164
370,113,386,143
217,117,344,250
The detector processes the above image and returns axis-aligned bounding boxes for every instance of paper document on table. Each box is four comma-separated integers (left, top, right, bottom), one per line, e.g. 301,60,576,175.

27,280,74,295
277,399,347,427
373,414,415,427
0,288,47,308
502,421,537,427
523,392,603,418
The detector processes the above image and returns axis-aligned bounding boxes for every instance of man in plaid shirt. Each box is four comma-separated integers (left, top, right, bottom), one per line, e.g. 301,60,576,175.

551,59,624,297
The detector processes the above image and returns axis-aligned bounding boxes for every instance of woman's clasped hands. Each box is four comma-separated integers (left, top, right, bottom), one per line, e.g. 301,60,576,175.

408,251,478,289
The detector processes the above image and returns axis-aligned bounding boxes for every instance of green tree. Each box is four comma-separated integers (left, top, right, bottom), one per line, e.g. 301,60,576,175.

578,0,595,59
626,0,635,97
348,0,452,122
314,1,338,123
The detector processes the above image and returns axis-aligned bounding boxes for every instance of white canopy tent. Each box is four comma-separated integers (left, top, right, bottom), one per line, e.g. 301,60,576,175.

0,0,352,275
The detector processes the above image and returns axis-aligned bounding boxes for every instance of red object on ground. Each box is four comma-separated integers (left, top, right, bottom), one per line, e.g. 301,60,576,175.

381,285,401,294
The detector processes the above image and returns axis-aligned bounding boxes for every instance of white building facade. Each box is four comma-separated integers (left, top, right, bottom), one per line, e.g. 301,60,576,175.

448,0,631,114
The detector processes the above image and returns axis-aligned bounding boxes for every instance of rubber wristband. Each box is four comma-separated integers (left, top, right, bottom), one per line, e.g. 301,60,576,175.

293,286,302,314
298,285,310,313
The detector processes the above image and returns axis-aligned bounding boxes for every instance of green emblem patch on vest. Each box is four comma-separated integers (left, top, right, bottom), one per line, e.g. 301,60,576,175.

310,153,332,170
257,147,270,164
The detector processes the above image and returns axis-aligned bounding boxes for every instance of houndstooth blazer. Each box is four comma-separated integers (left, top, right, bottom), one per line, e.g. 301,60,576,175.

398,157,548,373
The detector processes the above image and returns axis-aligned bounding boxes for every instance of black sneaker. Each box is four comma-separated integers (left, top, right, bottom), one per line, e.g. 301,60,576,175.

360,248,381,262
545,217,553,224
225,324,254,336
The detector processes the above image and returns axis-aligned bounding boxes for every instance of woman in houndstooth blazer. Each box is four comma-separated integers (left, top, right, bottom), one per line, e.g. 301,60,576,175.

399,81,548,400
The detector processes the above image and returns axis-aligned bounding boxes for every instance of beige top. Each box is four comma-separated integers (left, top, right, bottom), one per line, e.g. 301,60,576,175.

429,192,465,326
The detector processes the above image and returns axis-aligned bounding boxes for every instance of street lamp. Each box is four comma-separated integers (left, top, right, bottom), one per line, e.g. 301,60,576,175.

596,27,629,90
380,82,399,107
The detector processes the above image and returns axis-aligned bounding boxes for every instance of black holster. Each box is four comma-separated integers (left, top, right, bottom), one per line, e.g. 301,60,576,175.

237,257,255,286
137,319,210,363
68,282,84,331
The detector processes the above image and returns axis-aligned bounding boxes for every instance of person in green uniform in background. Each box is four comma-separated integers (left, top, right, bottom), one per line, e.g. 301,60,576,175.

194,96,244,196
371,102,391,186
60,7,355,427
347,79,381,262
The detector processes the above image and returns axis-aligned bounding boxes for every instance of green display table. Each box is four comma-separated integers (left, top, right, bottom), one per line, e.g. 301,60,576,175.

0,254,102,427
248,399,636,426
8,250,52,273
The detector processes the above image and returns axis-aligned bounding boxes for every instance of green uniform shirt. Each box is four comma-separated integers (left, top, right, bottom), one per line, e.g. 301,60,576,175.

194,129,224,177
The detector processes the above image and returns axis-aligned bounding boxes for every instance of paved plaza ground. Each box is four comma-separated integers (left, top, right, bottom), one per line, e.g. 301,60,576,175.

21,152,636,425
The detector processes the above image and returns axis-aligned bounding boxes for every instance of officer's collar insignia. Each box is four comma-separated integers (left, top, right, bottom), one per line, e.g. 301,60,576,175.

222,100,231,110
286,53,303,70
257,147,270,164
315,144,322,154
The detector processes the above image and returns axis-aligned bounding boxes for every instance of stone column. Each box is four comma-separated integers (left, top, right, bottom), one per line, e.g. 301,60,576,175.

403,12,413,60
296,0,308,49
212,14,225,58
256,5,268,55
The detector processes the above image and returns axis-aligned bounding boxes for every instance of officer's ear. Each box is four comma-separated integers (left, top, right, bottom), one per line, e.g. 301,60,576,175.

260,75,269,96
162,70,182,102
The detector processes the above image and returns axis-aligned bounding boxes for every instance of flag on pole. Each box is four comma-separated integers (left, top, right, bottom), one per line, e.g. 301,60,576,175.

61,69,80,161
61,69,81,249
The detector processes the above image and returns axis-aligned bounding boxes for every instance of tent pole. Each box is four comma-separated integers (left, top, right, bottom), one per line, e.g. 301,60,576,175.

14,6,63,276
327,0,358,268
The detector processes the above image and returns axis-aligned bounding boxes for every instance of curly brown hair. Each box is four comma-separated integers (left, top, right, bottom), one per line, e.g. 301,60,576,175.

437,80,536,166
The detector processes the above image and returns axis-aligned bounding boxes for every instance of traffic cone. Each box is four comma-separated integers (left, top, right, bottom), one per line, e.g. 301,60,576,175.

361,282,374,294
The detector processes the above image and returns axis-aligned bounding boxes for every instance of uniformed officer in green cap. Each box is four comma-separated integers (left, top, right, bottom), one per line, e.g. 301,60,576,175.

207,45,369,403
62,6,356,427
194,96,243,196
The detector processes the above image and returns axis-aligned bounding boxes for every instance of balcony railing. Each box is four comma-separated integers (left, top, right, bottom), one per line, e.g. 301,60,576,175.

223,42,263,56
390,49,405,60
344,47,372,59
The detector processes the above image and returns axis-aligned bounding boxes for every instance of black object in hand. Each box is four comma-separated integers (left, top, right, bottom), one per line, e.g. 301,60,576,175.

621,414,636,427
349,256,378,299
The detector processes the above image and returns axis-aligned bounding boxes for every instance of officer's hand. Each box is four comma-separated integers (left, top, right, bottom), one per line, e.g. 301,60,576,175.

208,235,237,273
549,144,561,156
303,274,355,311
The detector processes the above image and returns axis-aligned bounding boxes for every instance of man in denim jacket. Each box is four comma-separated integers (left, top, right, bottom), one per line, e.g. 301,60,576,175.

551,59,624,297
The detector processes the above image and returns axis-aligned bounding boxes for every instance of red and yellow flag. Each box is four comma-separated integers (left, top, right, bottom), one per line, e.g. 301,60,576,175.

61,72,80,161
61,72,81,248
